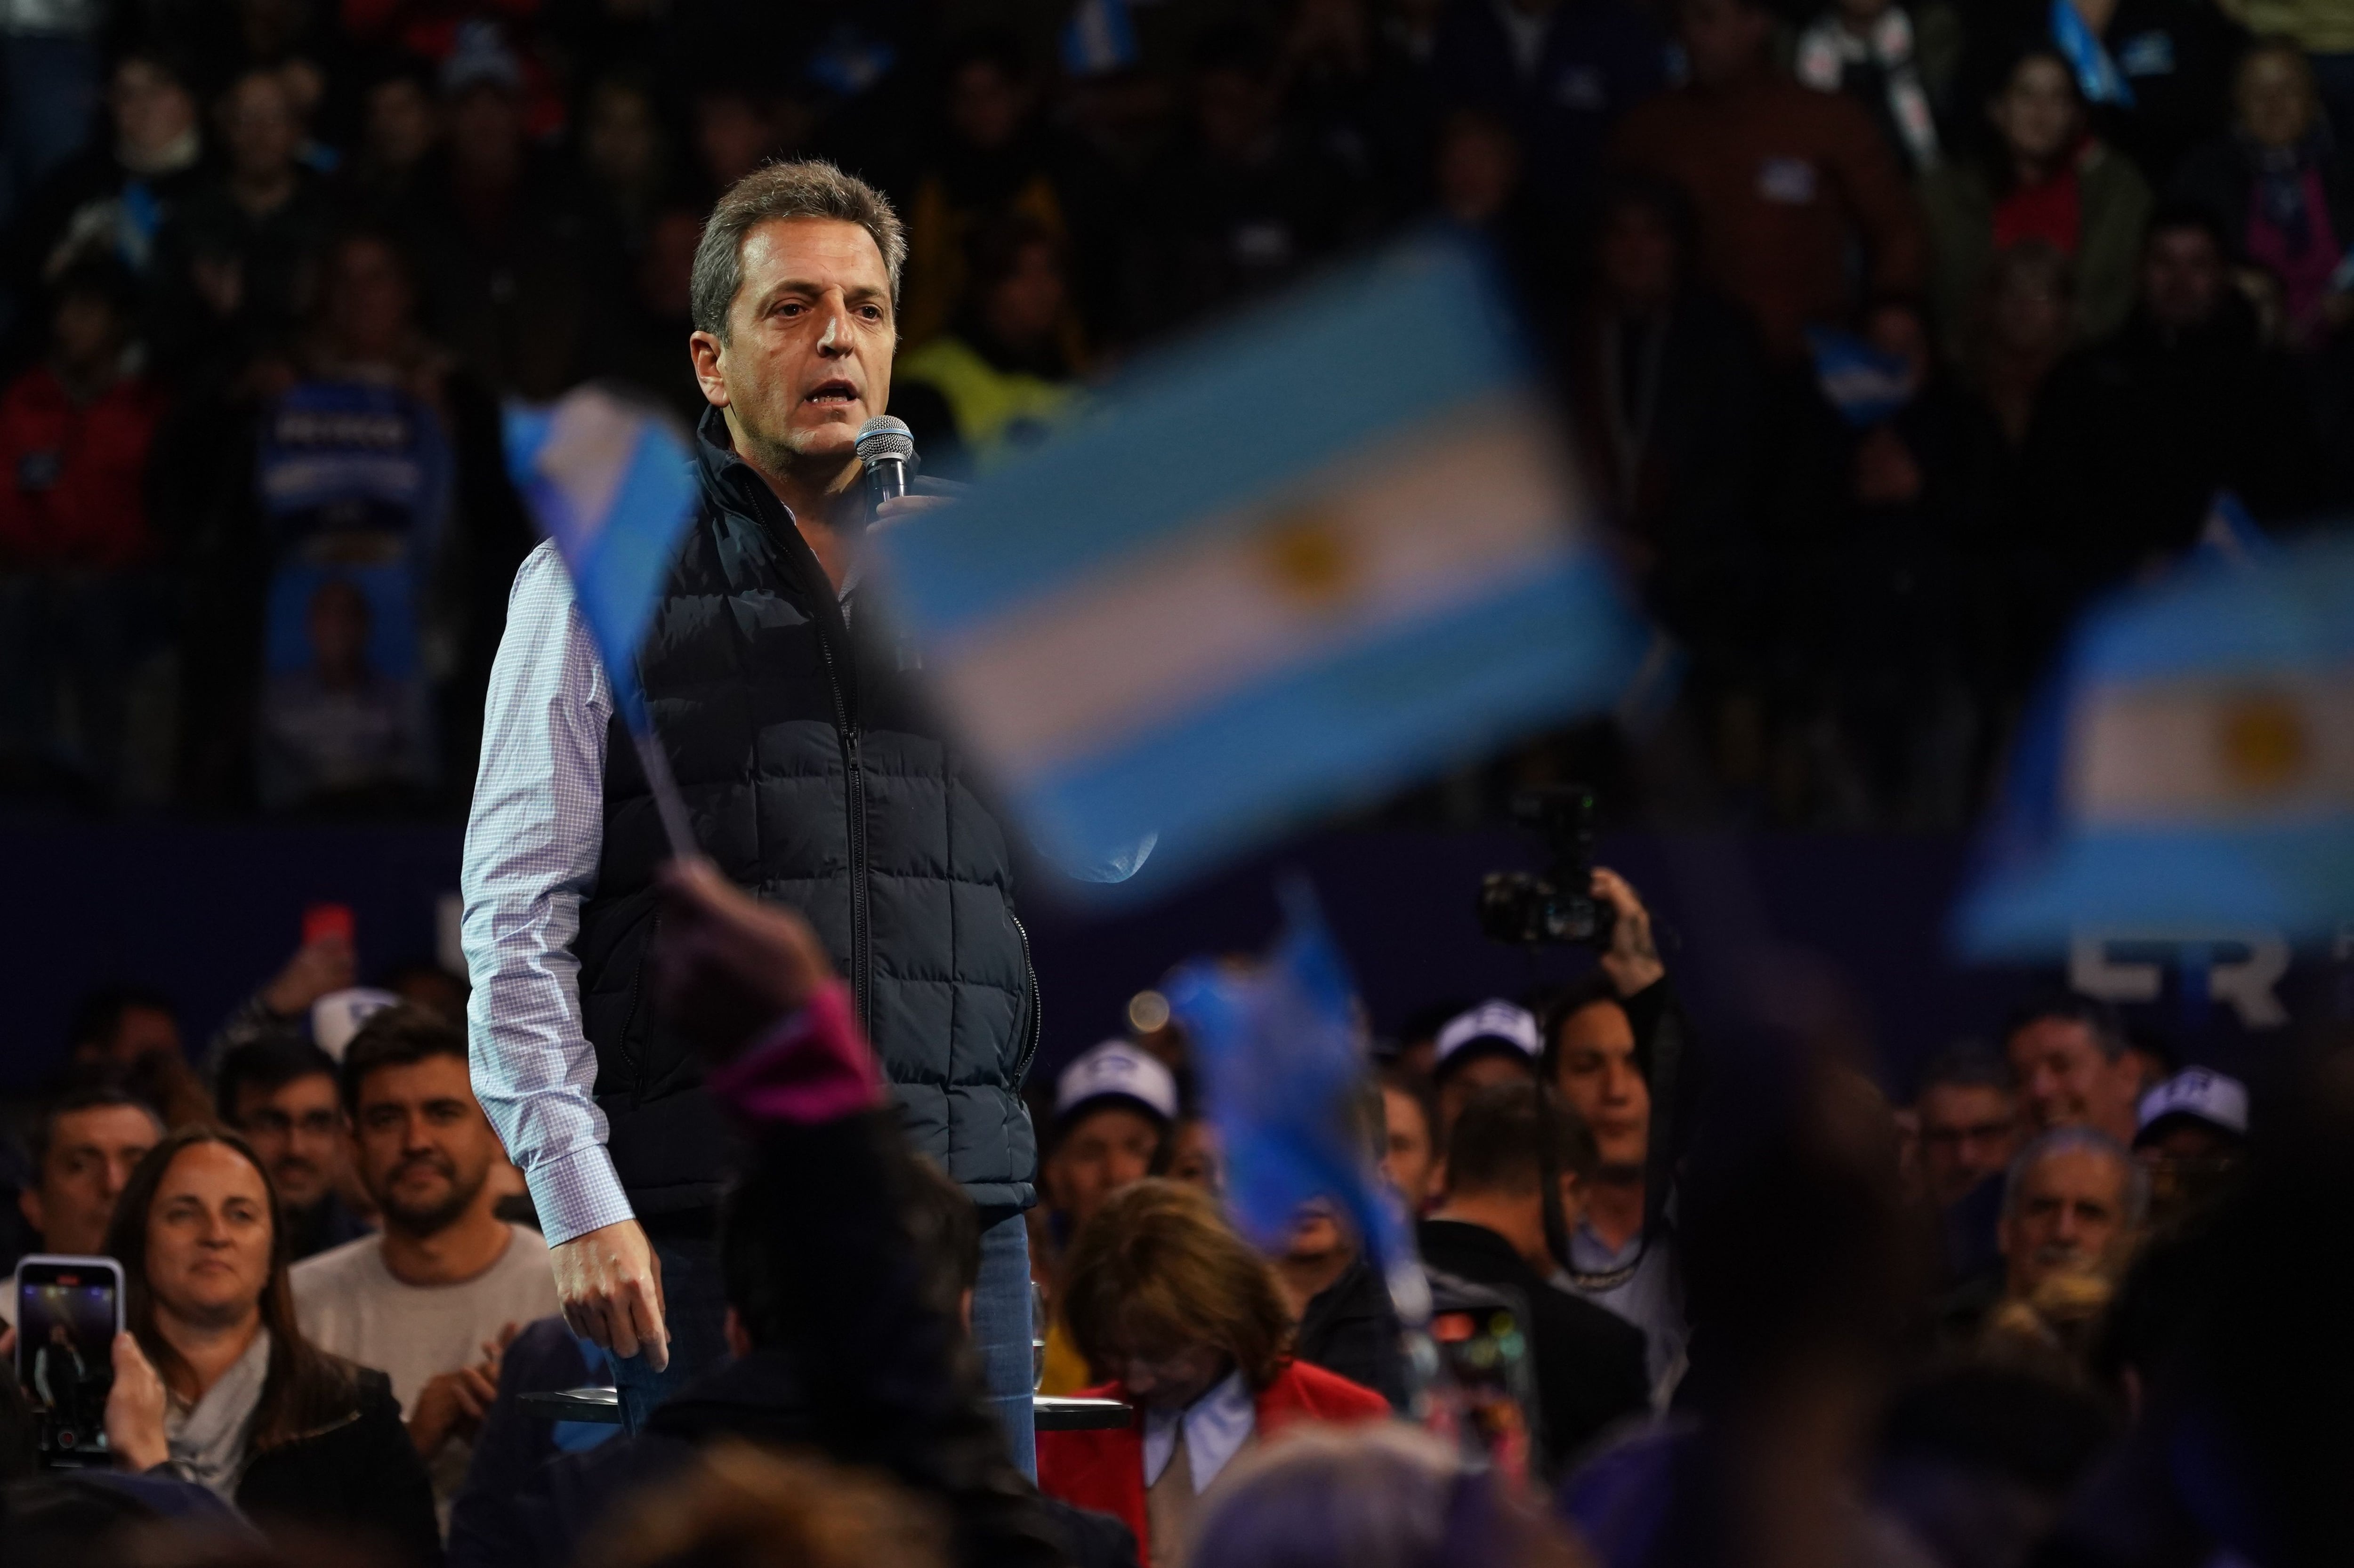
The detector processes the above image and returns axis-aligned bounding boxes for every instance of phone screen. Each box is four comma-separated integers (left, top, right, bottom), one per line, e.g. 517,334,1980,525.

1429,1304,1535,1484
17,1257,123,1461
303,902,355,947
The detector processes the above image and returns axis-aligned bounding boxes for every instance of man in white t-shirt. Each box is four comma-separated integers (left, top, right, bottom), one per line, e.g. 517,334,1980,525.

294,1005,558,1517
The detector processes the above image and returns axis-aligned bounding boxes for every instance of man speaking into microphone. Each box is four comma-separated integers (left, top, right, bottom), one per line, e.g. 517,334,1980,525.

460,161,1051,1467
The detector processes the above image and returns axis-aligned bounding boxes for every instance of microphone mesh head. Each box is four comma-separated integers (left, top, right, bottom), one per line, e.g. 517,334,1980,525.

855,416,915,462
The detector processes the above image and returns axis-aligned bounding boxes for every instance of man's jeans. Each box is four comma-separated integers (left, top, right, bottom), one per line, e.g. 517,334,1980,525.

610,1215,729,1437
607,1205,1038,1481
971,1206,1037,1480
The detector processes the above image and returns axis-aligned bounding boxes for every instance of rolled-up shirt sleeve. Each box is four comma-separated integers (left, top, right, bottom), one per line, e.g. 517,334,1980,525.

462,541,633,1246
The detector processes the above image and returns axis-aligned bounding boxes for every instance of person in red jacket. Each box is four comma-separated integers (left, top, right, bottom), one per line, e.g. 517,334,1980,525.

0,259,168,797
1038,1177,1391,1568
0,261,163,571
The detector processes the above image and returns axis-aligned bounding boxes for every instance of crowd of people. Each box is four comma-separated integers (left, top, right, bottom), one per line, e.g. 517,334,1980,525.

0,855,2340,1568
2,0,2349,827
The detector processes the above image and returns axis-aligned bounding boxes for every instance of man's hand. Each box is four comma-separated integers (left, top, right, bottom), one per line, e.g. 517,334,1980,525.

551,1218,669,1370
653,858,834,1062
104,1332,169,1472
406,1321,523,1456
1593,867,1665,997
259,932,357,1017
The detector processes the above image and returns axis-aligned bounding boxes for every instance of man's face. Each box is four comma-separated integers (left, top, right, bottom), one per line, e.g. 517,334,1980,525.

692,218,895,474
2007,1018,2140,1142
19,1105,160,1254
1677,0,1772,88
1437,1051,1536,1142
364,78,436,171
2142,228,2225,331
350,1055,500,1236
947,61,1026,151
1047,1105,1163,1231
1551,1003,1648,1169
1380,1085,1435,1211
1917,1082,2019,1207
231,1072,343,1211
2001,1147,2130,1297
113,60,195,161
223,74,301,181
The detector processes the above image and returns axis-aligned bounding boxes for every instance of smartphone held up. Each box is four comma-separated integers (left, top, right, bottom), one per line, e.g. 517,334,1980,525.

15,1254,124,1464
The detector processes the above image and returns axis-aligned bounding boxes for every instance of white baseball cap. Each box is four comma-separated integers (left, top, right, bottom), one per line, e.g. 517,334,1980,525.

2134,1067,2250,1147
310,988,401,1061
1054,1039,1179,1126
1433,1000,1543,1076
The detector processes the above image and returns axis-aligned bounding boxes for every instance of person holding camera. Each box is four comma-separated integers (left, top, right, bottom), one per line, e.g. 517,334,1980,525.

1539,867,1691,1399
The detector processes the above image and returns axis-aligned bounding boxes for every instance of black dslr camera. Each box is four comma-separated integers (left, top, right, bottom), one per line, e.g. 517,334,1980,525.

1476,786,1615,949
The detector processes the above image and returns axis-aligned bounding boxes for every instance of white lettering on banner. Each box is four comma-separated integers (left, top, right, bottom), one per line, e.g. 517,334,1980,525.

2070,928,2293,1030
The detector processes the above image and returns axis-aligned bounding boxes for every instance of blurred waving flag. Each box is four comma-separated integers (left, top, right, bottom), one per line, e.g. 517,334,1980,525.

504,385,701,850
1806,326,1915,427
1164,882,1419,1306
2051,0,2134,105
503,386,698,732
1956,530,2354,956
874,233,1646,888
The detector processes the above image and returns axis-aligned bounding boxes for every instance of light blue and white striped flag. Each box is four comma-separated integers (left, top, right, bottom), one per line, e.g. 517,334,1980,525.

1806,326,1915,428
874,234,1647,890
504,386,701,851
2051,0,2135,106
503,387,698,732
1956,529,2354,956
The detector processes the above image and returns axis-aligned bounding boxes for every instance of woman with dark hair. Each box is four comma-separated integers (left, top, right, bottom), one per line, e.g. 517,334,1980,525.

1920,47,2153,363
1037,1177,1388,1568
99,1125,438,1562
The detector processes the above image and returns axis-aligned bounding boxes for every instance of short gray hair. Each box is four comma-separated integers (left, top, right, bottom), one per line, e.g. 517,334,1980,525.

2001,1126,2148,1227
689,159,906,340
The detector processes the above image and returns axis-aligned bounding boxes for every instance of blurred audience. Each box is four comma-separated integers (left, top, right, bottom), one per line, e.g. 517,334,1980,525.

2172,37,2354,350
1920,47,2153,365
1036,1038,1177,1398
1610,0,1928,361
1427,999,1542,1140
1913,1038,2021,1284
1419,1083,1649,1473
1791,0,1960,175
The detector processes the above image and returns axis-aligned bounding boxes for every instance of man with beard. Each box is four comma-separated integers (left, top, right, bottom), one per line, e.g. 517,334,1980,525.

217,1036,373,1259
294,1005,559,1518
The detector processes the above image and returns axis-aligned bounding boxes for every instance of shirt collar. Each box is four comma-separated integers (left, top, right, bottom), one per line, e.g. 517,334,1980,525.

1141,1368,1256,1495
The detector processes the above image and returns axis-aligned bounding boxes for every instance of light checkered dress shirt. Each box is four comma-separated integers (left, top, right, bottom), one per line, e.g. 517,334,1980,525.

461,541,630,1246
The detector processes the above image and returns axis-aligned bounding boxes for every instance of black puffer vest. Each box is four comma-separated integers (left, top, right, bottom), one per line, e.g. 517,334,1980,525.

570,408,1040,1214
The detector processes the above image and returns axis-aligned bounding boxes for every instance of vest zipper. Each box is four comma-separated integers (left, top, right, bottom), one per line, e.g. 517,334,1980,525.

1011,911,1042,1088
812,631,873,1041
737,470,874,1043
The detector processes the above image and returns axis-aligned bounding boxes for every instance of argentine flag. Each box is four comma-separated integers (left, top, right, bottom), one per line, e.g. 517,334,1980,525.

503,388,699,732
1956,530,2354,956
874,234,1646,888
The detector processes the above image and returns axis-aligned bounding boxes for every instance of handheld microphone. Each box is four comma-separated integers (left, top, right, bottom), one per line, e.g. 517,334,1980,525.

855,416,914,515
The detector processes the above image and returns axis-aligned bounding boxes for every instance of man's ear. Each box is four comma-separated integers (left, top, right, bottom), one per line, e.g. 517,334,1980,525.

689,330,730,409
